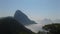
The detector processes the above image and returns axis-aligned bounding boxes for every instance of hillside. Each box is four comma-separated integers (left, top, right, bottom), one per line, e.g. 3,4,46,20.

0,17,35,34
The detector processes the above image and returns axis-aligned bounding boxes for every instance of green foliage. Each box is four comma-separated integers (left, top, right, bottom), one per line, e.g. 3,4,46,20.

42,23,60,34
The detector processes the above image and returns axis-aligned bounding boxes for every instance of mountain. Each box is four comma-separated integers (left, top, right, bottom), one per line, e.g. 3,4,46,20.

0,17,35,34
40,18,53,25
53,19,60,23
14,10,37,25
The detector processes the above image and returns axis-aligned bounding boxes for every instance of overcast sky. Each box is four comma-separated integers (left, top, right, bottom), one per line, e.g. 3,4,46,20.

0,0,60,20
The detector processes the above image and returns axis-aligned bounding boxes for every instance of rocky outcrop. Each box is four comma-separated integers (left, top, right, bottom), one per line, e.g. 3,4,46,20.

14,10,36,25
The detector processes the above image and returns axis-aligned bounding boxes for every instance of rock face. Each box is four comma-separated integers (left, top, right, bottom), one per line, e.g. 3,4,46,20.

14,10,36,25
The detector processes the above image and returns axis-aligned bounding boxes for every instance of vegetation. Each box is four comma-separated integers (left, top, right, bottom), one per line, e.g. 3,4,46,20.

37,31,41,34
42,23,60,34
0,16,35,34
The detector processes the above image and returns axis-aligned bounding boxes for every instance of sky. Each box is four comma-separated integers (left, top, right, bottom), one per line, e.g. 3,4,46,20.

0,0,60,21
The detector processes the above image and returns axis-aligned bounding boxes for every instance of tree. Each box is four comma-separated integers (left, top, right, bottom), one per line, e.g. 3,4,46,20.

37,31,41,34
42,23,60,34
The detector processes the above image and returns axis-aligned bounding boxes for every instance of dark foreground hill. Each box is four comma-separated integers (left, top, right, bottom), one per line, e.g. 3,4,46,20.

0,17,35,34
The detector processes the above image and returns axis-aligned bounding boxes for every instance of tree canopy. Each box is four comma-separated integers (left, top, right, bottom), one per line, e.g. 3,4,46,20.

42,23,60,34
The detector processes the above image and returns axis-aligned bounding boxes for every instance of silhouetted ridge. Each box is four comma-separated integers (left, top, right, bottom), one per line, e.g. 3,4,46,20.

0,17,35,34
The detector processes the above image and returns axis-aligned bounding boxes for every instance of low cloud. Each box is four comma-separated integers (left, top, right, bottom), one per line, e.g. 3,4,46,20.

25,24,44,33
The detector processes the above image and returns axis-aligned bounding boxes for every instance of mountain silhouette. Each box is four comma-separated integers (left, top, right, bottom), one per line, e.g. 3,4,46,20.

53,19,60,23
14,10,36,25
0,17,35,34
40,18,53,25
